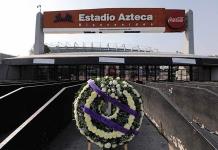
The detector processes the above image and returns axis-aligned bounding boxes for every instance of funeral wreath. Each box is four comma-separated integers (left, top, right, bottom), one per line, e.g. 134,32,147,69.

74,76,144,149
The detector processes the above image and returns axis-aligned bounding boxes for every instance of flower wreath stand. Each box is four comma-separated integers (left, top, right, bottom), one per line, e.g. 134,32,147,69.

74,77,144,149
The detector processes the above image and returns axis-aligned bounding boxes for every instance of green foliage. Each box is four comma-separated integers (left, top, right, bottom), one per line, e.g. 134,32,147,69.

44,45,51,53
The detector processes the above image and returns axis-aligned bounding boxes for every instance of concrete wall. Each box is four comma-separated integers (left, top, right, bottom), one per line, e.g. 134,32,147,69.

0,53,14,64
0,53,15,80
0,64,8,80
5,66,20,80
131,82,214,150
169,82,218,94
211,67,218,81
146,82,218,133
20,66,35,80
198,67,211,81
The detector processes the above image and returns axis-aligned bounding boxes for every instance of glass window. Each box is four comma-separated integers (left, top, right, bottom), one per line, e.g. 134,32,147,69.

87,65,100,79
148,66,156,81
174,66,190,81
57,66,69,80
124,65,138,81
157,66,169,81
139,66,147,82
79,65,86,81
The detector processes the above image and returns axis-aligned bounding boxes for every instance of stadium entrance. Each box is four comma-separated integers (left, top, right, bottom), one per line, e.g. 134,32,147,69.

2,8,218,82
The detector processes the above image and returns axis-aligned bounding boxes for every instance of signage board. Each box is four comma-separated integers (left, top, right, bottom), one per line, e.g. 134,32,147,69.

172,58,196,64
43,8,185,33
99,57,125,64
33,59,55,64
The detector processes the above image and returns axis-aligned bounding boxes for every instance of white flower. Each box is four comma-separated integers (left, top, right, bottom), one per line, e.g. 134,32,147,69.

107,89,111,93
111,88,115,92
116,84,120,88
116,132,124,137
123,90,127,94
74,101,78,109
124,124,130,129
79,129,85,135
122,81,127,84
128,84,133,88
112,144,117,148
101,84,105,88
104,134,110,139
112,80,118,85
112,132,117,138
96,77,100,81
102,88,106,92
123,84,127,88
127,136,134,142
129,115,135,120
105,76,108,79
133,89,140,97
116,77,120,80
117,90,122,96
104,143,111,149
109,81,113,85
96,142,103,148
116,87,121,92
110,93,115,98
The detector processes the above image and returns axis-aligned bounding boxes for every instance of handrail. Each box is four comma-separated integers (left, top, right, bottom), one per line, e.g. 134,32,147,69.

0,83,82,149
0,81,81,100
0,88,65,149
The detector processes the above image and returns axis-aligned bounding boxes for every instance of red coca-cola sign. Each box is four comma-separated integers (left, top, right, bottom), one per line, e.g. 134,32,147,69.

168,16,184,28
166,9,186,32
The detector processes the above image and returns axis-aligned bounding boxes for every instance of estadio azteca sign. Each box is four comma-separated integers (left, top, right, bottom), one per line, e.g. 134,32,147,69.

78,14,153,21
43,8,185,33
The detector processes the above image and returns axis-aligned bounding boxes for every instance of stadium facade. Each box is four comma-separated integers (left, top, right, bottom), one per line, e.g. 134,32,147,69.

1,8,218,82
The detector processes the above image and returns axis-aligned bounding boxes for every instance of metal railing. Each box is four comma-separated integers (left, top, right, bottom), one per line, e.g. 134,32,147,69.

46,42,161,53
0,83,82,150
0,81,81,134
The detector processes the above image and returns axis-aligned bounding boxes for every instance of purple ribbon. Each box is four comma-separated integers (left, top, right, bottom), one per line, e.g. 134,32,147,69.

81,105,138,135
87,79,140,118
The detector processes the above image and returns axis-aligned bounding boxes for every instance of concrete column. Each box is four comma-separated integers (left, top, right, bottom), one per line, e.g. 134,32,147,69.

34,12,44,54
184,10,194,54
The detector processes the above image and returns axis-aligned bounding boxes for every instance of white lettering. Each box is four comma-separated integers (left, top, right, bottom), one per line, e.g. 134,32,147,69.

147,15,153,21
79,13,116,22
118,13,125,21
79,13,154,22
118,14,153,21
168,17,184,23
79,14,85,21
109,15,115,21
134,15,140,21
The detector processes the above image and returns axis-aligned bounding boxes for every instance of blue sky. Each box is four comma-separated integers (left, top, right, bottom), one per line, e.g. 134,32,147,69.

0,0,217,56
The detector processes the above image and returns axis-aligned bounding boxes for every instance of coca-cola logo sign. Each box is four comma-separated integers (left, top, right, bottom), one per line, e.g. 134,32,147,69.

167,12,185,29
